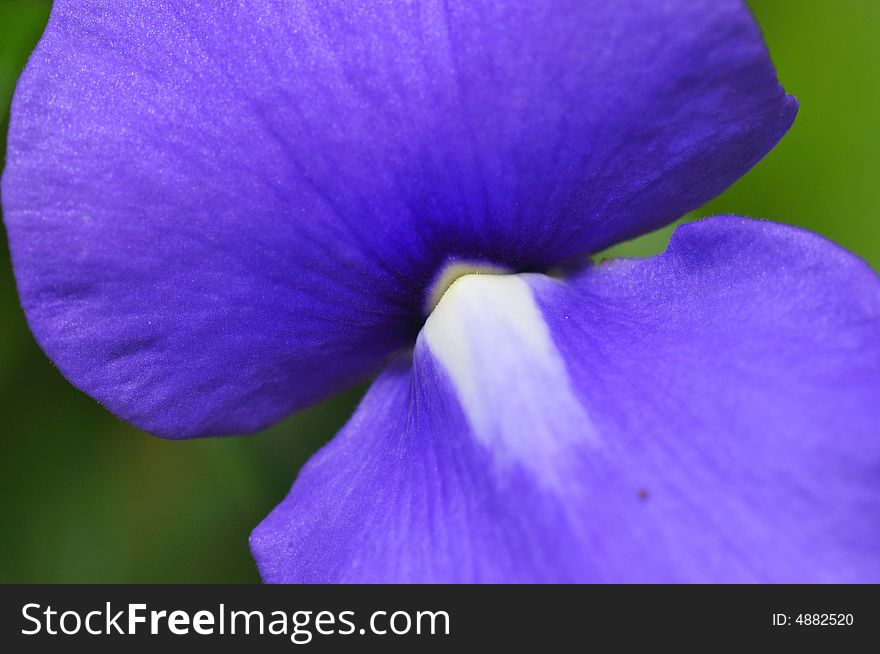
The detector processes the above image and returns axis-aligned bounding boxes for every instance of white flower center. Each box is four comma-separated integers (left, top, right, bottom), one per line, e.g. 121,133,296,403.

420,272,599,487
424,261,510,315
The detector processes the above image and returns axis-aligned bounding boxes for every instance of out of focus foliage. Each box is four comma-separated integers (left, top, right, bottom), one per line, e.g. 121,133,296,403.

1,1,878,582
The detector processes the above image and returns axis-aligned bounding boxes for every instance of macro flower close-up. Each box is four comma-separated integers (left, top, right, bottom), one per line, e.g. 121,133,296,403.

2,0,879,585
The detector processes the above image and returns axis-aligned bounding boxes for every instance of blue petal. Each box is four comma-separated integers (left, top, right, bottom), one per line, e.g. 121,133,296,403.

252,217,880,582
3,1,794,436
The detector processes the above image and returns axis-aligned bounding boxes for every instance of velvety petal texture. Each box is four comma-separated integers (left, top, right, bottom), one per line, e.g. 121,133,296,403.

251,217,880,583
2,0,795,437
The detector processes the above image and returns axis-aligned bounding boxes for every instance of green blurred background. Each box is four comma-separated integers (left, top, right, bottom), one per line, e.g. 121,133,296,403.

1,1,878,582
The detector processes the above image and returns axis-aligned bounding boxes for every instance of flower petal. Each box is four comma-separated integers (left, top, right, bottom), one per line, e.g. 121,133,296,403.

251,217,880,582
3,1,794,436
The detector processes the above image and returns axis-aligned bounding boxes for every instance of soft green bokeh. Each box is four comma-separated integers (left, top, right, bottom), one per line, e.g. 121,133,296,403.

605,1,880,264
0,2,877,582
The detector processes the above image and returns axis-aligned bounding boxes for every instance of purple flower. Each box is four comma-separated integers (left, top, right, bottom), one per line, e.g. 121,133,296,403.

3,0,879,583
